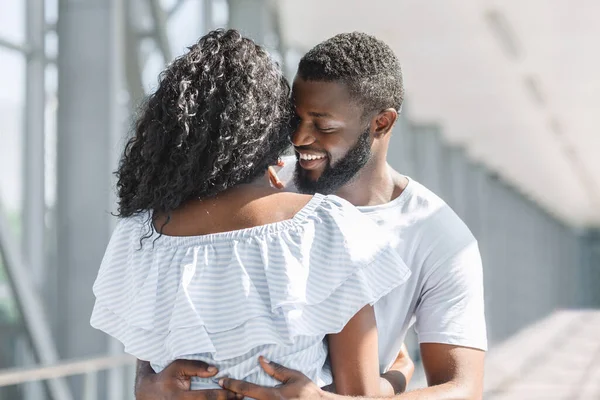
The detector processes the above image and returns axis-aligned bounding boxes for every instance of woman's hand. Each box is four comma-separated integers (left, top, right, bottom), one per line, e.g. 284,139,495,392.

380,343,414,394
267,159,286,189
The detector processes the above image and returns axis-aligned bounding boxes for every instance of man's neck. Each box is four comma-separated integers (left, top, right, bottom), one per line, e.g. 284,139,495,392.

334,160,408,207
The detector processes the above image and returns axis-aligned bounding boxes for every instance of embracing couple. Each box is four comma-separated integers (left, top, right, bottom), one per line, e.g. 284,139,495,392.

91,29,486,400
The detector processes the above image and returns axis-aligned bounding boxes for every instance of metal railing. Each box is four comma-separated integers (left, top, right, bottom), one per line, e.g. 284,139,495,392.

0,354,137,400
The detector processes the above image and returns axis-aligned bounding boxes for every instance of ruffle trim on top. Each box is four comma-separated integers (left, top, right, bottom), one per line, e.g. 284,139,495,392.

91,194,410,362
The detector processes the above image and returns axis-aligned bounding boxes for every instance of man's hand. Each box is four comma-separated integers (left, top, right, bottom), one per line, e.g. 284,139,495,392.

135,359,240,400
219,357,326,400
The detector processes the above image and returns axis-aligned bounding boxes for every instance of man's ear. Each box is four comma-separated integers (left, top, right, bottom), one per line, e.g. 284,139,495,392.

373,108,398,138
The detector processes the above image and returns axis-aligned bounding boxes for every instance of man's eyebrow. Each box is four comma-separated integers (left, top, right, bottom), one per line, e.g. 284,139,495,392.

307,111,332,118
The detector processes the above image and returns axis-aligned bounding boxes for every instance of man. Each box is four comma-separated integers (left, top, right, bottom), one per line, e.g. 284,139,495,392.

135,32,487,400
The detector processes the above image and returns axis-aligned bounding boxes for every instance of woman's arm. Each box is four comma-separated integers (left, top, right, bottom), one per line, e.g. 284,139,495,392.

327,304,381,397
324,343,414,396
380,343,414,394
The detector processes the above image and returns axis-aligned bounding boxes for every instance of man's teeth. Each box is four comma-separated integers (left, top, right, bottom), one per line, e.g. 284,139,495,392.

299,153,325,161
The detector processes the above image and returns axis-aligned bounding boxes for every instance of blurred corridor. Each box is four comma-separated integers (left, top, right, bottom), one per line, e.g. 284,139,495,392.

1,1,599,399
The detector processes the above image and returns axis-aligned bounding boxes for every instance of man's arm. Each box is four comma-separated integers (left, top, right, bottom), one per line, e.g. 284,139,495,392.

134,359,238,400
220,353,482,400
220,238,486,400
408,237,486,399
411,343,484,399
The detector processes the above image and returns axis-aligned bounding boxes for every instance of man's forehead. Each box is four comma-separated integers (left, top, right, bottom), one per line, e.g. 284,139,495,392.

292,78,360,116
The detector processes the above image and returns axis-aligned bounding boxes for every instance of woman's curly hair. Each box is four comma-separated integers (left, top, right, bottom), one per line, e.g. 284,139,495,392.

116,29,292,221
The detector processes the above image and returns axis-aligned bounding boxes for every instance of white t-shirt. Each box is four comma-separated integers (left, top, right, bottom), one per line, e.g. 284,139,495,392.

277,158,487,372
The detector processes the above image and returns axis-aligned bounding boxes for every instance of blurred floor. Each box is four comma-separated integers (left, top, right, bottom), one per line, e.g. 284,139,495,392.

409,310,600,399
484,309,600,399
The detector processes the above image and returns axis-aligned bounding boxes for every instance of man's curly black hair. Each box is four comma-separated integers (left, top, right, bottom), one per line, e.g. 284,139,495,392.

297,32,403,116
116,29,292,221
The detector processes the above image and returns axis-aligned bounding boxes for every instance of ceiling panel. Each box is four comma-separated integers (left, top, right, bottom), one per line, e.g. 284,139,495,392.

277,0,600,227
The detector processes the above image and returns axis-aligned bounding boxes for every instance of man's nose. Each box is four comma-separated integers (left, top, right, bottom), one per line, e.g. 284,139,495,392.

291,125,316,147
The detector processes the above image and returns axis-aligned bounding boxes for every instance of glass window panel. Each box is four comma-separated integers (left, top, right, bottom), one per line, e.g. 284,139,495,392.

141,39,164,94
134,0,156,37
167,0,204,57
45,30,58,61
0,48,25,242
0,256,19,325
45,0,58,25
0,0,25,45
45,64,57,209
160,0,178,10
213,0,228,27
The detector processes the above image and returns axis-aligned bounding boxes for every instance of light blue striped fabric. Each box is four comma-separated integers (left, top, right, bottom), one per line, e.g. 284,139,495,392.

91,194,410,390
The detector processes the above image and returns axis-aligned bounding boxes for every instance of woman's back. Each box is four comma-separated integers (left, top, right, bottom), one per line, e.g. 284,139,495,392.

91,193,411,389
155,185,314,237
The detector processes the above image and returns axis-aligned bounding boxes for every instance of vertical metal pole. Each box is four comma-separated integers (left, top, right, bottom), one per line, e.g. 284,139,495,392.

56,0,116,396
203,0,214,32
148,0,173,63
388,115,416,178
411,125,443,194
107,1,128,400
227,0,273,47
123,0,145,108
83,371,98,400
437,143,454,208
126,363,137,400
23,0,48,397
24,0,46,295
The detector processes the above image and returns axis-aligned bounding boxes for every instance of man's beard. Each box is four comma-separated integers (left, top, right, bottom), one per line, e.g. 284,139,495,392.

294,128,372,195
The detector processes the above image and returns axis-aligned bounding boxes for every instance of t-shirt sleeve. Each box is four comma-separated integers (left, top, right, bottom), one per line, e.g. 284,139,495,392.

414,239,487,351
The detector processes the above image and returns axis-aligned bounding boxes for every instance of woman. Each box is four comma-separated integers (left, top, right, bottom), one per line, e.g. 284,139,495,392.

90,29,410,397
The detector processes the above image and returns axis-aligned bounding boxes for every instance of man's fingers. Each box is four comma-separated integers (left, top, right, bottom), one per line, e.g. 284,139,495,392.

259,356,298,383
219,378,272,400
165,359,219,378
277,158,285,167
